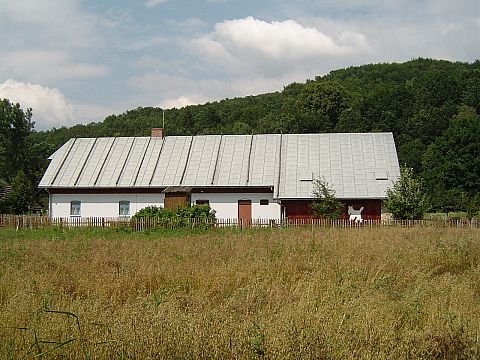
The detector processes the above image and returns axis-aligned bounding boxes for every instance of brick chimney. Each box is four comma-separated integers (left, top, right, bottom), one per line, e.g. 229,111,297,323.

151,128,164,139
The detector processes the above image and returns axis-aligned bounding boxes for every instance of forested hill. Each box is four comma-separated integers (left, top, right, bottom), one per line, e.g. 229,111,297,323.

2,58,480,213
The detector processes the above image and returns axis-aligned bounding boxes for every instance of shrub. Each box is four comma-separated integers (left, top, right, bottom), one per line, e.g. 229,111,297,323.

385,166,429,220
131,205,166,219
309,177,343,219
131,204,216,229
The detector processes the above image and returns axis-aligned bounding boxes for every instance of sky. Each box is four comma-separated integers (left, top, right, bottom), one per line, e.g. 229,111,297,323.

0,0,479,130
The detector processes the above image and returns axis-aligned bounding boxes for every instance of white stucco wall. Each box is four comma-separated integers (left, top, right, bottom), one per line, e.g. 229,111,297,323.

49,193,165,218
49,192,281,220
191,192,281,220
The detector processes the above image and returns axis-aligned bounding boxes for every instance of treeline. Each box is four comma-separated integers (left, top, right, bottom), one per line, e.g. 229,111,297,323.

2,58,479,213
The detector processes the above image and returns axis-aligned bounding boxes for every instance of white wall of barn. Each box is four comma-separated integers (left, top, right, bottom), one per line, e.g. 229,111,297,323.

49,193,165,218
49,192,281,219
191,193,281,220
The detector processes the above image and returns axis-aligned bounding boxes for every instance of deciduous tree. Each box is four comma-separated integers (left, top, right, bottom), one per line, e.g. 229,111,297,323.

385,166,429,220
0,99,34,181
421,106,480,211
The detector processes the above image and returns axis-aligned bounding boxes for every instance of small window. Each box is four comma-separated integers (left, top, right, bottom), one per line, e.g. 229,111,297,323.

119,201,130,216
70,201,81,216
260,199,269,206
196,200,209,205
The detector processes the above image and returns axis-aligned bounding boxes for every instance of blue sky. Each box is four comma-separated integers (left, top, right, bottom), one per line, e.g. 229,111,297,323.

0,0,478,129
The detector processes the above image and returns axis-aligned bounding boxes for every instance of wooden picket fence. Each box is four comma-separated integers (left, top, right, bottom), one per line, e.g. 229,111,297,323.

0,214,478,231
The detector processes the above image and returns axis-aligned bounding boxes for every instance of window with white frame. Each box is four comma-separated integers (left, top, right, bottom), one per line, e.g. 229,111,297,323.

119,200,130,216
70,201,81,216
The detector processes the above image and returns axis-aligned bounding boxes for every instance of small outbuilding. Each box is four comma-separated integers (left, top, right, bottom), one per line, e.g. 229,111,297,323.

39,130,400,222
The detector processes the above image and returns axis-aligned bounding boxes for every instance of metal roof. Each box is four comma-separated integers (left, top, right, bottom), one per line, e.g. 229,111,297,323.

276,133,399,199
39,133,400,199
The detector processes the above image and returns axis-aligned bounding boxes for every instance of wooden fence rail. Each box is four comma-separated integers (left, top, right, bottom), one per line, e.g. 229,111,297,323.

0,215,478,231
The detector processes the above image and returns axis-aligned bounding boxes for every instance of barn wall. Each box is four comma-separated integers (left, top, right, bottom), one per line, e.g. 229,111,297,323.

49,193,165,218
283,199,382,220
191,193,281,220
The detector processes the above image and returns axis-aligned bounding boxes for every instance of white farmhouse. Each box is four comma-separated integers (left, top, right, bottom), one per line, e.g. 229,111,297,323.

39,130,400,221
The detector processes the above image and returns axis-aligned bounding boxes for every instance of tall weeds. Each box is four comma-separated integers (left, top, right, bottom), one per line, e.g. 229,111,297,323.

0,227,479,358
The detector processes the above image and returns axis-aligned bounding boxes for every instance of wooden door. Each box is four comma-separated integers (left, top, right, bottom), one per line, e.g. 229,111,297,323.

164,193,190,210
238,200,252,225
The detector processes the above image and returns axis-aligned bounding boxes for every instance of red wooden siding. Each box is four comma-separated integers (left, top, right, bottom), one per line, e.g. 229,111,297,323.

284,199,382,220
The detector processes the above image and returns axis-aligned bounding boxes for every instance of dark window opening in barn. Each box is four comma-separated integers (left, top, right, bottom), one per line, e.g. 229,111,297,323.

70,201,81,216
196,200,209,205
260,199,269,205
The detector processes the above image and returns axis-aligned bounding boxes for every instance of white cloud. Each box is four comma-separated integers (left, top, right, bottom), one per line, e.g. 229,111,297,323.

145,0,170,8
0,0,111,85
165,18,207,32
189,17,370,77
129,16,371,112
0,79,75,129
0,0,100,48
125,36,171,51
160,96,199,109
297,0,479,63
75,103,116,124
0,79,115,130
189,37,241,69
0,51,109,83
128,73,234,108
215,17,348,59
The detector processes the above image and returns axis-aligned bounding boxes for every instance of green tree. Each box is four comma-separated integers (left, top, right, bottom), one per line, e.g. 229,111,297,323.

421,106,480,211
0,99,34,181
310,177,343,219
295,81,350,132
2,170,35,214
384,166,429,220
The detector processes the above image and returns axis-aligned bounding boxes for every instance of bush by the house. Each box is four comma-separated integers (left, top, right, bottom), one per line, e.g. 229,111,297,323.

131,204,216,229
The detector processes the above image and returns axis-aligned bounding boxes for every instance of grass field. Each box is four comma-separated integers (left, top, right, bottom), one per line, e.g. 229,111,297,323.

1,226,479,359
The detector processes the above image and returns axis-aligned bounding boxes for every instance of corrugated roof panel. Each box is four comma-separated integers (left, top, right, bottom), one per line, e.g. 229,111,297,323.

95,137,135,187
215,135,250,186
182,135,221,185
76,137,115,187
150,136,192,186
38,139,75,187
54,138,96,187
116,137,150,186
135,137,163,186
249,134,279,186
279,134,301,198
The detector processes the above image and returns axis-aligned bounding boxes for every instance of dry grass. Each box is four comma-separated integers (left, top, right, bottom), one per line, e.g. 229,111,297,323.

0,226,479,359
